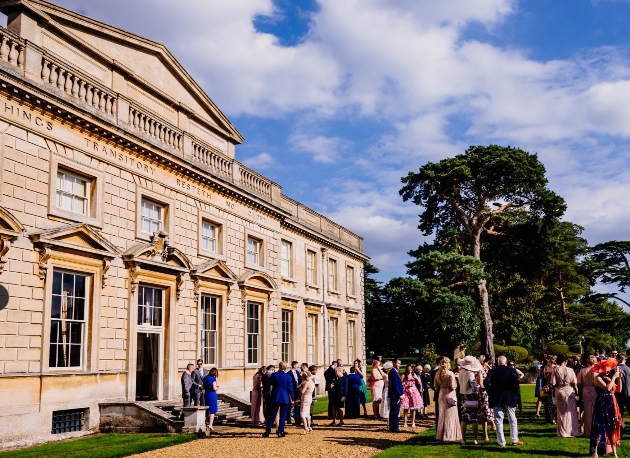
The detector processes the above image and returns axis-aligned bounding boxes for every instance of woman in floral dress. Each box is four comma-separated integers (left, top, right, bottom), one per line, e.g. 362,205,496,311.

590,358,623,457
543,356,558,424
477,356,494,442
400,364,423,428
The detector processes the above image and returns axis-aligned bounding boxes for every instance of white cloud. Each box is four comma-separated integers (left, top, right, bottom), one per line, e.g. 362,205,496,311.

288,133,351,163
51,0,630,277
242,152,275,169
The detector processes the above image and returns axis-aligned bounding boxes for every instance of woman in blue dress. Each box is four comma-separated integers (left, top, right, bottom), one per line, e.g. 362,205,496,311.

203,367,219,431
345,367,362,419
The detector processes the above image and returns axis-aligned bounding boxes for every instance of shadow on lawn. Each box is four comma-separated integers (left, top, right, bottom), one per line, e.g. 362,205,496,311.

405,435,585,457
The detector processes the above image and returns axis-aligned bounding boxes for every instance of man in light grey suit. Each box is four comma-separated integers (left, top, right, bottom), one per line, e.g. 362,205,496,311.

181,363,194,407
191,358,208,406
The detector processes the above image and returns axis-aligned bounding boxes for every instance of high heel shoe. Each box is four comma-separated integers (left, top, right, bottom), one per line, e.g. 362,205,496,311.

411,423,416,428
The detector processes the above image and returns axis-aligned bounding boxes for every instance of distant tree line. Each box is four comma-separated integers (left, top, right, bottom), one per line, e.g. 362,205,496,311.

365,145,630,360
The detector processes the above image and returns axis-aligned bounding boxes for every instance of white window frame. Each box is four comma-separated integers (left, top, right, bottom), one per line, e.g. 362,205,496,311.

48,156,104,228
329,317,338,364
281,309,292,362
201,221,218,253
135,188,174,241
307,314,317,365
347,321,356,363
137,285,165,328
245,232,265,269
140,199,164,235
346,265,356,297
197,212,227,260
56,170,89,216
328,258,338,292
306,249,318,286
48,269,89,370
200,294,219,366
281,240,292,278
247,302,261,365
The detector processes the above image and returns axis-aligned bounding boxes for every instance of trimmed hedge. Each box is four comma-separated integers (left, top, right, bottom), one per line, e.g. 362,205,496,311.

494,344,529,363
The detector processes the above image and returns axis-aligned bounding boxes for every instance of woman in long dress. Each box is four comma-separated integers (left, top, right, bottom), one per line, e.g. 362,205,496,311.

299,370,315,434
458,356,482,445
543,356,558,424
552,354,580,437
354,359,370,417
203,367,219,432
251,366,265,426
381,361,392,420
371,360,386,419
477,356,494,442
400,364,423,428
345,367,362,419
578,355,598,437
590,359,623,457
435,357,462,442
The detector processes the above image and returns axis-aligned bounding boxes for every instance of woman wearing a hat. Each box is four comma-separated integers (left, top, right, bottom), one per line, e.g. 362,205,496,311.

458,356,482,445
590,358,622,457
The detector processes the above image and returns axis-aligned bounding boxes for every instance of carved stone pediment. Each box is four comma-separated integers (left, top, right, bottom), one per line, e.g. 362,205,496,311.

0,205,25,273
190,259,239,299
29,223,121,282
122,231,192,298
239,270,277,292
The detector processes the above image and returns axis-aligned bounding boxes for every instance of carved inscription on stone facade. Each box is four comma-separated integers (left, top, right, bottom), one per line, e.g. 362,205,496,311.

84,138,155,175
2,100,53,131
175,178,211,201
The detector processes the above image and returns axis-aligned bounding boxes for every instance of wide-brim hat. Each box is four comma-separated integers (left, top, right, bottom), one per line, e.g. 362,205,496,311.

383,361,393,370
457,355,483,372
591,357,618,374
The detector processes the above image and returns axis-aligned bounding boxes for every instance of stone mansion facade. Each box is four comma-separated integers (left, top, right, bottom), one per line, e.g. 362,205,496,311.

0,0,367,447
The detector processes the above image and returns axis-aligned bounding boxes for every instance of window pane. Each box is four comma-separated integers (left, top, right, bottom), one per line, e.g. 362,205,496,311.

50,271,87,368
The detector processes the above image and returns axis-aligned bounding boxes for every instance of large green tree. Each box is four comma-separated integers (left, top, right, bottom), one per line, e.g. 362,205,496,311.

400,145,565,360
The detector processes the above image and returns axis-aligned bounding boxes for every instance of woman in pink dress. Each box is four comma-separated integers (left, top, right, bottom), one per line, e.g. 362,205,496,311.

435,357,462,441
552,354,580,437
578,355,597,436
370,360,386,419
400,364,423,428
251,366,265,426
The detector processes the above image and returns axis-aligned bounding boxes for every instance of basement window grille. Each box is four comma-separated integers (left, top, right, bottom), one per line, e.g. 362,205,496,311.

51,408,86,434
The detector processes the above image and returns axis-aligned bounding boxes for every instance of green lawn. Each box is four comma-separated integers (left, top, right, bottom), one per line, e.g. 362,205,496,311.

375,385,629,458
0,433,197,458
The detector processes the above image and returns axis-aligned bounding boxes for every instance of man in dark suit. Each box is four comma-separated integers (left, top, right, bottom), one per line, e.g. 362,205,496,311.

484,355,523,446
191,358,207,406
388,359,404,432
263,361,294,438
262,364,275,424
288,361,301,426
181,363,194,407
324,361,338,419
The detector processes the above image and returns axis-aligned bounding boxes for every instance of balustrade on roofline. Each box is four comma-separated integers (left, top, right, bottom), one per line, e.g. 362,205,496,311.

192,140,232,178
0,28,25,71
129,104,183,152
41,56,117,118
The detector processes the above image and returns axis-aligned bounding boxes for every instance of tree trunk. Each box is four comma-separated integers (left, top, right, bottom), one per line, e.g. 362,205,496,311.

472,233,495,362
559,289,567,326
478,279,495,361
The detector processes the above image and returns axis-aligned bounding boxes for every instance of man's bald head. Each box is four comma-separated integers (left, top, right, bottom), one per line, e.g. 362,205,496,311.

497,355,507,366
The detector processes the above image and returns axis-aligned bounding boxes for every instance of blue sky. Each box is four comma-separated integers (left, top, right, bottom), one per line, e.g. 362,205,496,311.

51,0,630,281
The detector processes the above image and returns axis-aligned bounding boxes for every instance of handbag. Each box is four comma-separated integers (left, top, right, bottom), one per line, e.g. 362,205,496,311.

464,399,479,409
446,397,457,407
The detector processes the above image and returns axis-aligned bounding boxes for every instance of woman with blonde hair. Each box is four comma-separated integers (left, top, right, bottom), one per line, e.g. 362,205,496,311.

553,354,580,437
435,357,462,441
299,371,315,434
578,355,598,436
370,360,386,419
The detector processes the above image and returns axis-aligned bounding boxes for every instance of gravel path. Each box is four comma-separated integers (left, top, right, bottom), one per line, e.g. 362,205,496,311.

131,405,433,458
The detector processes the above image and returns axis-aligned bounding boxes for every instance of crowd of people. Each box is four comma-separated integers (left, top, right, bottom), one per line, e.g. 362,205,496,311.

533,348,629,457
181,347,628,457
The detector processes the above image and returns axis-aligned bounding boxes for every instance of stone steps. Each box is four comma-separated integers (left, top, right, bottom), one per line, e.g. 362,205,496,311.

150,400,246,425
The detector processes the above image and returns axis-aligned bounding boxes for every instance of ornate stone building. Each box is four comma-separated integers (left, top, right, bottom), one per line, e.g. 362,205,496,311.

0,0,367,447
